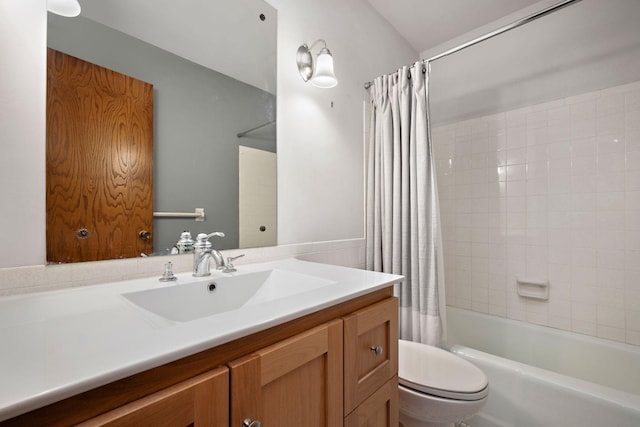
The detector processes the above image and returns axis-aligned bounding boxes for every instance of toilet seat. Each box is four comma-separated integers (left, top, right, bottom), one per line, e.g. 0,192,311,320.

399,340,489,401
399,378,488,401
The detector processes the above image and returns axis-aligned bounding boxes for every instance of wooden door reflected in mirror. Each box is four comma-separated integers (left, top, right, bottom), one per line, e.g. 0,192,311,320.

46,49,154,263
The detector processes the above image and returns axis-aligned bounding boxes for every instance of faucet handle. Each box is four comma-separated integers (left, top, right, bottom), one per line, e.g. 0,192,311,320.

194,232,225,248
222,254,245,273
159,262,178,282
195,232,225,242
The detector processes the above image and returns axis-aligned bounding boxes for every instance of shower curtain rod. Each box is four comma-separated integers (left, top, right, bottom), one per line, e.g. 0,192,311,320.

363,0,582,89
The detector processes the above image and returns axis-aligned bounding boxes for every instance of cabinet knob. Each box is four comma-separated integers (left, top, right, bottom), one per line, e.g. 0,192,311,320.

242,419,261,427
370,345,383,356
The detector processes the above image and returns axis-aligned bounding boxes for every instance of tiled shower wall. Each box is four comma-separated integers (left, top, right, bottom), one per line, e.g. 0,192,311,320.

432,80,640,346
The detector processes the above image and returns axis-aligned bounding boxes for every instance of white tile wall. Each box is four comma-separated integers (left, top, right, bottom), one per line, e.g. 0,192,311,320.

0,239,366,297
433,80,640,346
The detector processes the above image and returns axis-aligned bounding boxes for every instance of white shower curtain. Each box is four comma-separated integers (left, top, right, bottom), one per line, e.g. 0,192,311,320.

365,62,446,347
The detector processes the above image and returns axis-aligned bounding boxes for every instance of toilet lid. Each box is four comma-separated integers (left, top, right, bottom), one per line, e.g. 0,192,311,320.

398,340,488,401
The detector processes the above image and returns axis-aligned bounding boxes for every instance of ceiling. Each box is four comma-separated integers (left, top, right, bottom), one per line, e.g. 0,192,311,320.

366,0,545,53
362,0,640,125
76,0,640,126
78,0,544,92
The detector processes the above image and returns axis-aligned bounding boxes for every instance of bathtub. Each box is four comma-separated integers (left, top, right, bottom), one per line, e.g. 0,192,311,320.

445,307,640,427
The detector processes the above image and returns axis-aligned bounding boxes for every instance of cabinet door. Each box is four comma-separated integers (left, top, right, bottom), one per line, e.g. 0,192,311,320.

229,319,343,427
77,367,229,427
343,297,398,415
344,376,398,427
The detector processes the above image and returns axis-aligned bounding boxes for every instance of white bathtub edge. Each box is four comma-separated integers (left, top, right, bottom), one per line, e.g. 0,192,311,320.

449,344,640,415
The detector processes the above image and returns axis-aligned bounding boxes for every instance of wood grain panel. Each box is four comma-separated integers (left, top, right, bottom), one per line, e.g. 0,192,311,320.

76,367,228,427
46,49,154,262
344,376,398,427
263,356,326,427
258,321,329,385
229,354,262,426
229,319,343,426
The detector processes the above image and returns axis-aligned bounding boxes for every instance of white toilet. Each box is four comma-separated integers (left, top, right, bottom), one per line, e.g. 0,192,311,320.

398,339,489,427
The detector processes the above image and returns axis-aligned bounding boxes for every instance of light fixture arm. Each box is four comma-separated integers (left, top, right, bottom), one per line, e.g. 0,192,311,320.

306,39,328,53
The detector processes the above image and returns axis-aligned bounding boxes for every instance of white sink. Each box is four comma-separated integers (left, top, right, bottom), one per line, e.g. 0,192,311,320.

122,269,336,322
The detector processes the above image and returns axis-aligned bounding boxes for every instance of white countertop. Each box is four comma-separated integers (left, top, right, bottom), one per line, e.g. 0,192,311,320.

0,259,402,421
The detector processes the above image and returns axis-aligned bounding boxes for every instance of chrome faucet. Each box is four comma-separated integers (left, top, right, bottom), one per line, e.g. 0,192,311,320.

193,232,225,277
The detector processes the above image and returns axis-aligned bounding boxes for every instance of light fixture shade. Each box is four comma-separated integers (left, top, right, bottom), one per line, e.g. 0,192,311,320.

311,48,338,88
47,0,81,17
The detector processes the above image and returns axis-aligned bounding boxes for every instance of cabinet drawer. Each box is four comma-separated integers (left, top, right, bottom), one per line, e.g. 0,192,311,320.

343,297,398,415
344,376,398,427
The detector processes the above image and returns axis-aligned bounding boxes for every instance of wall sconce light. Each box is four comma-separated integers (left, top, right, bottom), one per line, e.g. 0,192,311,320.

47,0,81,17
296,39,338,88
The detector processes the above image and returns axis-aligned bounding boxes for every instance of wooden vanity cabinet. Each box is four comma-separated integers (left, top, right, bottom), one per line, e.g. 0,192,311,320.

229,319,343,426
229,296,399,427
2,288,398,427
77,367,229,427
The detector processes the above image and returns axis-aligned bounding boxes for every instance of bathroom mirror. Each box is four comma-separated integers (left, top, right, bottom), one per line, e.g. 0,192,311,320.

46,0,277,261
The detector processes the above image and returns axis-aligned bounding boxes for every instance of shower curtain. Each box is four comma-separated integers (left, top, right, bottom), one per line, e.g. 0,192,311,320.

365,62,446,347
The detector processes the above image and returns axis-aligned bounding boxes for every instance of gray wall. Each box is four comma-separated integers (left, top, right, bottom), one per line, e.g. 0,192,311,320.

48,14,276,252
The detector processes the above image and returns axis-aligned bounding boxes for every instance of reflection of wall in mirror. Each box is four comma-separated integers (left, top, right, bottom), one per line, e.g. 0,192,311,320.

239,146,277,249
47,14,276,254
